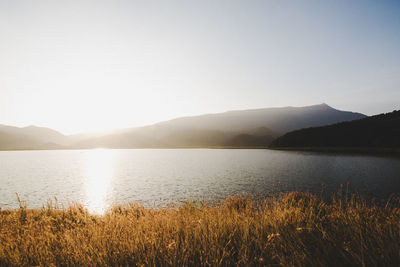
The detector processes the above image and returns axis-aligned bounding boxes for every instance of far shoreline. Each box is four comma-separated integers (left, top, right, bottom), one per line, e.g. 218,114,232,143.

1,146,400,157
269,146,400,157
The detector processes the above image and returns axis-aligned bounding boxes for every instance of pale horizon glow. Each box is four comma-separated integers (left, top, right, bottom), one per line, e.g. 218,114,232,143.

1,1,399,134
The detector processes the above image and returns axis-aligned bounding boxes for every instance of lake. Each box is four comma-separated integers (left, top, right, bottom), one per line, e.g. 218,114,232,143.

0,149,399,213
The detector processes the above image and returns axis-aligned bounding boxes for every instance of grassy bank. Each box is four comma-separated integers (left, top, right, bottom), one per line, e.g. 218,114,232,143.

1,193,400,266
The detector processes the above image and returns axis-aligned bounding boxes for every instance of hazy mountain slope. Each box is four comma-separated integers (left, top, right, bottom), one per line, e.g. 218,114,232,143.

0,131,41,150
0,124,125,149
74,128,239,148
0,125,67,145
73,104,365,148
73,131,162,149
20,126,67,144
154,104,365,135
270,110,400,148
0,104,367,149
225,134,275,147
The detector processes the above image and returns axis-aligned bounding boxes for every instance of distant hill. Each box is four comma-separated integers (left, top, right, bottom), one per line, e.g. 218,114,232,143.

151,103,365,135
224,134,275,147
0,131,41,150
0,125,67,150
73,104,366,149
0,125,66,143
270,110,400,149
0,125,114,149
0,104,367,150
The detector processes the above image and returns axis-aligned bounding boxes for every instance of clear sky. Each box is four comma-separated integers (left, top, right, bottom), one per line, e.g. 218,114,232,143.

0,0,399,134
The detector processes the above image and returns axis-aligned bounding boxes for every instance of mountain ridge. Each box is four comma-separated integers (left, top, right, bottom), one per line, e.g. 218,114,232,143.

0,104,367,150
71,103,366,149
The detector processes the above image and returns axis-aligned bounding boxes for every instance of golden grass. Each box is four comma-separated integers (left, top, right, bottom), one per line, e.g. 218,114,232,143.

1,192,400,266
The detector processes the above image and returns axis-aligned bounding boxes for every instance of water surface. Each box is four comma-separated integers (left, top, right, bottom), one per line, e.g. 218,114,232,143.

0,149,399,213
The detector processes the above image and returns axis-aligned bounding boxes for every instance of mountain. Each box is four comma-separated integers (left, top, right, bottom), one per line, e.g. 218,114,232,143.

224,134,275,147
270,110,400,149
150,103,365,135
0,104,367,150
0,131,41,150
0,125,66,143
0,125,68,149
73,104,366,148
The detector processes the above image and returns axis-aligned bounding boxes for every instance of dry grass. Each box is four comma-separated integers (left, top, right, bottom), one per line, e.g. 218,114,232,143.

1,192,400,266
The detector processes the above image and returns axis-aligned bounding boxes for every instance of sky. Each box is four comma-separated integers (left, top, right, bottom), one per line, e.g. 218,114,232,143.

0,0,399,134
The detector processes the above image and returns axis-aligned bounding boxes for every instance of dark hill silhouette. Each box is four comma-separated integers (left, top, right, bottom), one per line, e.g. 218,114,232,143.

270,110,400,149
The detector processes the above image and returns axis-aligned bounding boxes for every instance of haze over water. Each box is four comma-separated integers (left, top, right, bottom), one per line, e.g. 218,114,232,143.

1,149,399,214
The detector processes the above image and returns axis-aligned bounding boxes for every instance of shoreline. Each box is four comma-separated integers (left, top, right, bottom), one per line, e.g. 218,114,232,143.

1,146,400,157
0,146,271,151
269,146,400,157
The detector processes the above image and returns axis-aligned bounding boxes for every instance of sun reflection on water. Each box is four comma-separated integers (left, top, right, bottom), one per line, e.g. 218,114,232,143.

85,149,114,214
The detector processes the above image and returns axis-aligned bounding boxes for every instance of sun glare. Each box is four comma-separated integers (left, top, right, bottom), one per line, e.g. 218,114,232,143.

84,149,114,214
